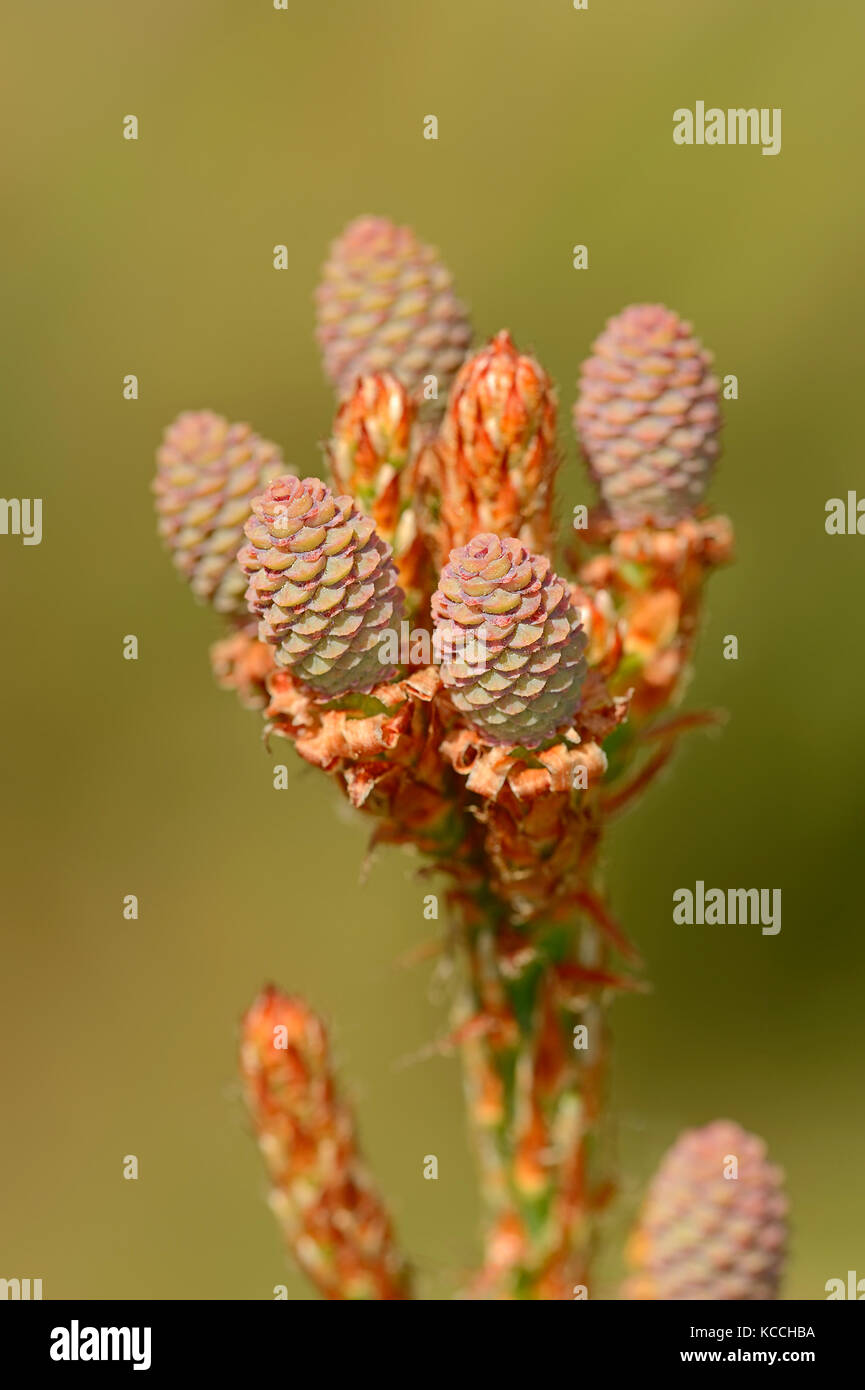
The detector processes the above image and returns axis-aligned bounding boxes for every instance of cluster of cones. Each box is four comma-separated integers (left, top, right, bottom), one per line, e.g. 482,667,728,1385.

155,215,785,1299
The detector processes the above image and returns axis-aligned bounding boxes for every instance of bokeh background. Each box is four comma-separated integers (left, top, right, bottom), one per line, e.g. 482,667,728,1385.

2,0,863,1300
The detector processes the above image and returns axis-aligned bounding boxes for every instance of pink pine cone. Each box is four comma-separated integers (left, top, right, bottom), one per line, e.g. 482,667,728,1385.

315,215,472,408
239,474,404,697
624,1119,788,1300
575,304,722,526
153,411,283,614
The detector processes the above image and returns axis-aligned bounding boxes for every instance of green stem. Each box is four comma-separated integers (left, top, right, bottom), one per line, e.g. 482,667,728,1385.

455,902,615,1299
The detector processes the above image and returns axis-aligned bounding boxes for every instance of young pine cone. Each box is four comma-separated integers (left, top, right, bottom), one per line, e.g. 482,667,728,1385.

623,1120,788,1301
315,215,472,408
431,534,587,747
575,305,722,526
153,411,283,615
435,331,558,558
239,474,404,697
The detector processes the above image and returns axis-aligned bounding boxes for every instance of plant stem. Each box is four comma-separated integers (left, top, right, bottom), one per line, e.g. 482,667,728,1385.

455,901,616,1299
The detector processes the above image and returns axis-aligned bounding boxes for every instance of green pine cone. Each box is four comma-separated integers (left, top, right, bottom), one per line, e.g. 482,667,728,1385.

431,533,587,747
239,473,405,697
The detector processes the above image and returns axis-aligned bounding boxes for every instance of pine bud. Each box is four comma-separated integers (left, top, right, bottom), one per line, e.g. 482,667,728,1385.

240,987,411,1300
437,331,558,556
239,474,404,696
327,373,428,605
329,373,414,535
210,622,274,710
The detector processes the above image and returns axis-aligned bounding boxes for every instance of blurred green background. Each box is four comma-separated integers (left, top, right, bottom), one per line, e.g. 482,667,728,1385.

2,0,863,1300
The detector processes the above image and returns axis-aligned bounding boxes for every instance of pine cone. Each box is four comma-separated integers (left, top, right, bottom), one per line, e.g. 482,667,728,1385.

153,411,283,615
239,474,404,697
240,986,411,1300
431,534,587,747
315,215,472,409
623,1120,788,1300
575,305,721,526
434,331,558,559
